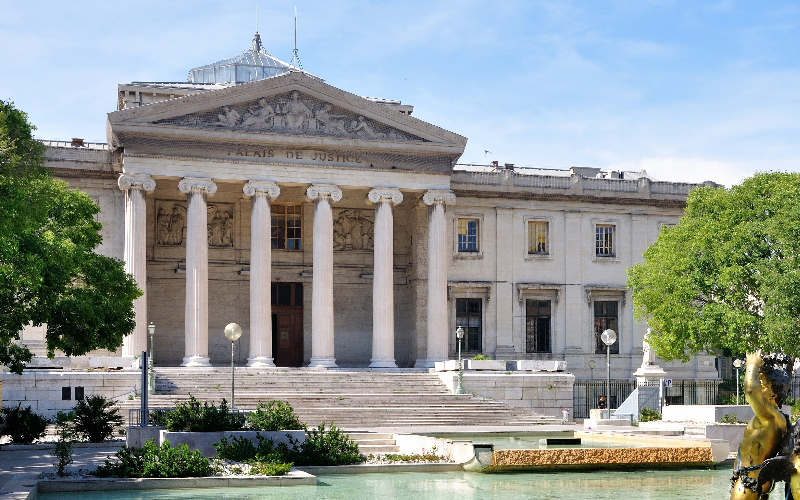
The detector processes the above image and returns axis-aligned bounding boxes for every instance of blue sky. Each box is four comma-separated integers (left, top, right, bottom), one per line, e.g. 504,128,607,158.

1,1,799,186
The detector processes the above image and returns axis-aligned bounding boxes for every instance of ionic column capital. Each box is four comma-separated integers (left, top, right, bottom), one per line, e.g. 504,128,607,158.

367,188,403,206
243,181,280,199
422,190,456,206
118,173,156,192
179,177,217,195
306,184,342,202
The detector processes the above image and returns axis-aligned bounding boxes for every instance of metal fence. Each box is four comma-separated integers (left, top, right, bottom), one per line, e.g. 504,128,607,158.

572,379,726,419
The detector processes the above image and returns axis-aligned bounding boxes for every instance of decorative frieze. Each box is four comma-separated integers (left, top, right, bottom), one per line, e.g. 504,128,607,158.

156,201,233,248
333,209,374,251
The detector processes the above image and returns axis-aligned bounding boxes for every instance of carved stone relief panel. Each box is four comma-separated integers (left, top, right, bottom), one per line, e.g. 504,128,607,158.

333,209,374,251
156,201,234,248
154,91,426,142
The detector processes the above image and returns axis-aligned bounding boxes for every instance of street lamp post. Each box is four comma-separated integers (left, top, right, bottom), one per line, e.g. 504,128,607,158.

456,326,465,394
733,358,744,405
147,322,155,395
588,359,596,413
601,329,617,419
224,323,242,409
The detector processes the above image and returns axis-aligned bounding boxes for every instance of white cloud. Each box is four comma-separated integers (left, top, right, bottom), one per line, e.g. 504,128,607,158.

609,157,750,187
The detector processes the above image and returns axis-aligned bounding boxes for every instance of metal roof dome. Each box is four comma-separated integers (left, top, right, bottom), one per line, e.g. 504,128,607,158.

187,32,295,85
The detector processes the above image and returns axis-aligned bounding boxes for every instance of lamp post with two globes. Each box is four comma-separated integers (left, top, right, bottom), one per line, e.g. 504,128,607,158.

147,322,156,395
601,329,617,419
456,326,465,394
733,358,744,405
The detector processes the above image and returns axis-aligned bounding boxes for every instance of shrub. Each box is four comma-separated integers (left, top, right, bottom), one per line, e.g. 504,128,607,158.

94,439,212,478
166,395,245,432
247,401,305,431
72,395,124,442
213,434,292,476
150,409,171,427
285,423,363,466
246,460,292,476
639,408,662,422
720,413,747,424
53,411,76,476
471,354,489,360
0,404,49,444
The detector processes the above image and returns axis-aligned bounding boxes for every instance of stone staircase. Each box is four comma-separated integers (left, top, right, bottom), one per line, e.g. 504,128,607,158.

349,432,400,454
119,367,559,428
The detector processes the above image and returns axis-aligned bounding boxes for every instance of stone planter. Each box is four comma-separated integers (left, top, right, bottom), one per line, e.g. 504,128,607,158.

465,360,506,371
434,360,461,371
157,430,306,457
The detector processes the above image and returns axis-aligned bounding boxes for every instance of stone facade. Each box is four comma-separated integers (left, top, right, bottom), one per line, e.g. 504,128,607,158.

20,67,720,383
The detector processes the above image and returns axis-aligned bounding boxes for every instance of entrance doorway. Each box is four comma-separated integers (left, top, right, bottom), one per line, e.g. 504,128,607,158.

271,282,304,367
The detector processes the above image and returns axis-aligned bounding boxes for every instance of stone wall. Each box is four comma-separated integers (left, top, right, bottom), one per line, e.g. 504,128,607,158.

490,446,715,470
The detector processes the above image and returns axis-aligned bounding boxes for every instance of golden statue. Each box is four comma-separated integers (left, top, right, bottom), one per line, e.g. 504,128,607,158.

730,351,791,500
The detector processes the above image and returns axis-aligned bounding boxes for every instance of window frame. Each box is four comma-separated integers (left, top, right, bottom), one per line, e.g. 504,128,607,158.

271,203,303,251
452,212,484,259
455,297,483,353
525,299,552,353
593,300,619,354
592,219,619,261
524,216,553,260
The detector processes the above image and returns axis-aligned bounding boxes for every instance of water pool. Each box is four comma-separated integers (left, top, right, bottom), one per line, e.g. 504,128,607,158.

38,469,733,500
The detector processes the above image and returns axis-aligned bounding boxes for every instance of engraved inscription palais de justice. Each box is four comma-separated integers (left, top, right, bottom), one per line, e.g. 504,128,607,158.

156,91,425,142
229,149,363,164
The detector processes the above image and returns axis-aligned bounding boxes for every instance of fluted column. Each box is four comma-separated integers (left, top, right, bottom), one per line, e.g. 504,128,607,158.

420,190,456,367
118,173,156,358
367,188,403,368
178,177,217,367
306,184,342,368
243,181,280,367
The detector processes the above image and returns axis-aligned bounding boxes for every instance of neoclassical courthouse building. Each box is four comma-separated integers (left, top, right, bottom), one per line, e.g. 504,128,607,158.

30,33,720,381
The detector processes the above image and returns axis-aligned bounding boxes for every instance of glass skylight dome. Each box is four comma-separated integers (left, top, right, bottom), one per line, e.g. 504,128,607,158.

187,32,295,85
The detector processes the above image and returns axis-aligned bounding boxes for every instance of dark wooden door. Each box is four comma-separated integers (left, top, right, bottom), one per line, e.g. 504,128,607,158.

271,282,303,367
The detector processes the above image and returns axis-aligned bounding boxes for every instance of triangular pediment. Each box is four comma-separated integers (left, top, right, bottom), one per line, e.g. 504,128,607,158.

152,90,427,142
108,72,467,151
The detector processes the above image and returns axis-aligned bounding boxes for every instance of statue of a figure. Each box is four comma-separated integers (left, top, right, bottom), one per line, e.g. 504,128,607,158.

730,351,791,500
283,91,312,130
314,104,349,135
348,115,384,139
241,99,275,129
643,330,656,366
213,107,240,127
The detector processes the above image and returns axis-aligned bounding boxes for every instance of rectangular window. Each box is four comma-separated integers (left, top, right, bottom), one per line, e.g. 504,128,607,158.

272,205,302,250
595,224,615,257
456,298,482,352
528,221,549,254
594,301,619,354
457,218,479,252
62,387,71,401
525,300,551,353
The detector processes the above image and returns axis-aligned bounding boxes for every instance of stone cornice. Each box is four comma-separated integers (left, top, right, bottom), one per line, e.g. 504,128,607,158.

178,177,217,195
306,184,343,202
118,173,156,192
423,190,456,206
367,188,403,205
243,181,280,199
453,189,687,209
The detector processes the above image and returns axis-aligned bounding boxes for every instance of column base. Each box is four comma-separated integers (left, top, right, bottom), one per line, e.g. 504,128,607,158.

414,357,448,369
247,356,276,368
181,355,211,367
308,356,337,368
369,357,397,368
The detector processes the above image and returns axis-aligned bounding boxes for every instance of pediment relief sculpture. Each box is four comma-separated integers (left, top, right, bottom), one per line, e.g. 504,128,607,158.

156,201,234,248
333,209,374,251
154,91,426,142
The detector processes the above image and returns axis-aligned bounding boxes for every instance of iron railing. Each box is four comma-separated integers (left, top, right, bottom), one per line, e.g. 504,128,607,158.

572,379,725,419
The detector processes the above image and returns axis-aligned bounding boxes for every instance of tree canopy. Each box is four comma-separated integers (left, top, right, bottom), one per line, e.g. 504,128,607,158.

0,100,140,374
628,172,800,362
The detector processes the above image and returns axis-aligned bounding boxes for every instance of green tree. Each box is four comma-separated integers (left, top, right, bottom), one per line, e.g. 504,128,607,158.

628,172,800,361
0,100,141,373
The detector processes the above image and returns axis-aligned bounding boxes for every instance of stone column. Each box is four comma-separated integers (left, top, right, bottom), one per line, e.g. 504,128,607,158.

367,188,403,368
420,190,456,367
178,177,217,367
118,173,156,358
243,181,281,367
306,184,342,368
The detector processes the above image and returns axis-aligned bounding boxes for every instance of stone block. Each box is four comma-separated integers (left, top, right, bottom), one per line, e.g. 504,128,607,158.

504,387,523,400
515,360,567,372
465,360,506,371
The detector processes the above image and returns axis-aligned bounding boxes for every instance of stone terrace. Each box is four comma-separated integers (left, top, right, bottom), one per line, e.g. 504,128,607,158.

119,368,560,428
